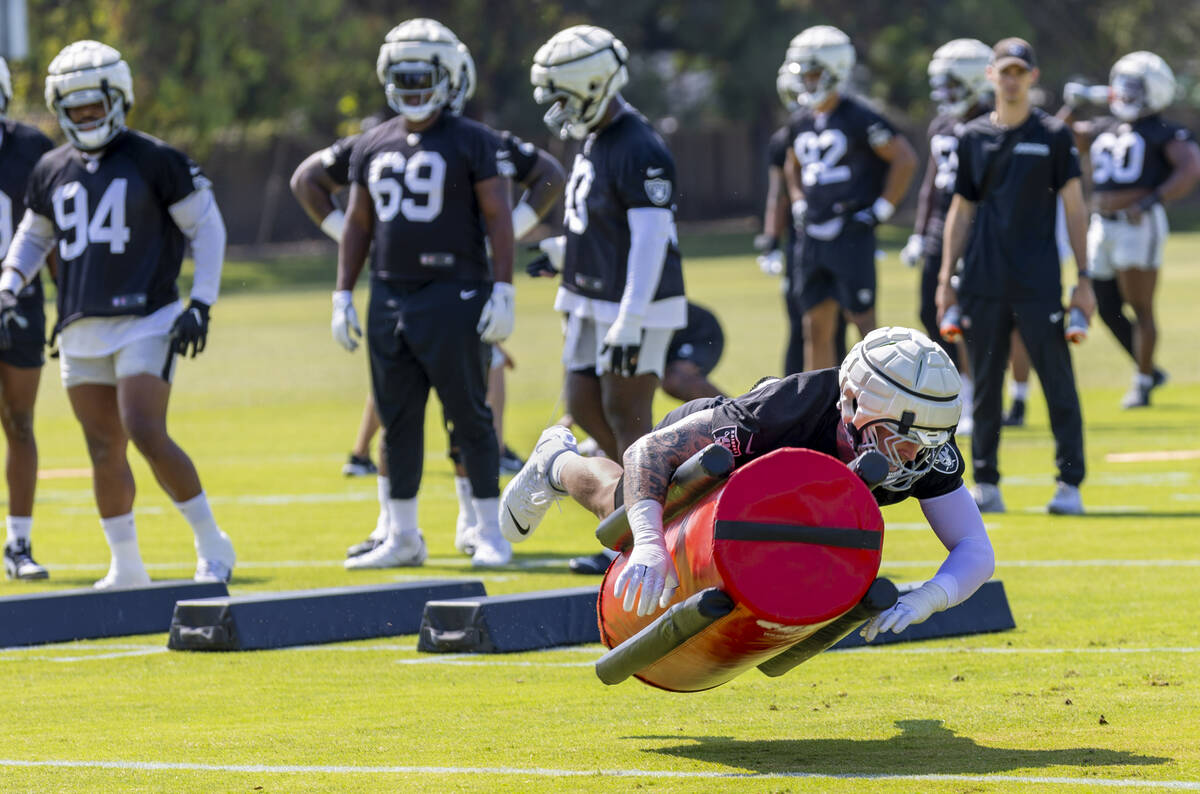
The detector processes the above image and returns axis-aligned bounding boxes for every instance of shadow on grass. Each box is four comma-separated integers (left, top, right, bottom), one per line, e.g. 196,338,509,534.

640,719,1168,775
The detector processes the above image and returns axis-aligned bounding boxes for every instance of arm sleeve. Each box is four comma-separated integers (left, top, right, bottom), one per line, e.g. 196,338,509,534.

953,130,980,202
919,484,996,606
168,189,226,306
0,210,56,292
619,206,673,319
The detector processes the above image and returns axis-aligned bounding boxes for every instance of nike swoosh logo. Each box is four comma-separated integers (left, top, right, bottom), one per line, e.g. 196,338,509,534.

646,167,664,177
460,289,478,300
507,506,530,535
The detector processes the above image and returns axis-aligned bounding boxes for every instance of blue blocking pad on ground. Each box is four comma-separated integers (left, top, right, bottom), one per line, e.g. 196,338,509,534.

419,585,601,653
0,581,230,648
168,580,486,651
833,580,1016,649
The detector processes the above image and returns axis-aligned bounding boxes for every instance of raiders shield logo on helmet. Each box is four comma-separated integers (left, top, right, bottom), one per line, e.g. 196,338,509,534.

931,443,962,475
644,177,672,206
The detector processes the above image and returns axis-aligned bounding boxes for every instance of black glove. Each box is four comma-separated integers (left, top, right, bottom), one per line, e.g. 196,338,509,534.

0,290,28,351
525,254,559,278
169,300,211,357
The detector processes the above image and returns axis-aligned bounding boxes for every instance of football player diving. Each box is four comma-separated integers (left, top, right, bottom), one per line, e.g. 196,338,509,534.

1058,52,1200,408
291,33,565,563
333,19,518,568
781,26,917,372
500,326,994,640
0,57,54,581
0,41,235,588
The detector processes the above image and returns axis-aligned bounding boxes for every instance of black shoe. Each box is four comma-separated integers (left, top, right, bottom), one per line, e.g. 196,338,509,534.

346,536,384,558
568,549,618,575
499,444,525,476
342,454,378,477
4,539,49,580
1151,368,1168,391
1001,398,1025,427
1122,381,1152,409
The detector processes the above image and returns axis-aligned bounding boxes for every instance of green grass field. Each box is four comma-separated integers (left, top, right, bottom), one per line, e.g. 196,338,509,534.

2,230,1199,793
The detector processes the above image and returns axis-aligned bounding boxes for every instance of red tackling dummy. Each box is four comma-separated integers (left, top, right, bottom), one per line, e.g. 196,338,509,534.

598,448,885,692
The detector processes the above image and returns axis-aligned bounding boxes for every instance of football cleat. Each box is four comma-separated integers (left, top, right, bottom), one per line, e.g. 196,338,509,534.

471,525,512,568
454,516,479,556
94,564,151,590
195,531,236,583
1002,398,1026,427
346,536,384,558
970,483,1006,514
4,539,49,581
345,531,427,569
1047,482,1084,515
499,445,525,475
499,426,577,543
342,454,378,477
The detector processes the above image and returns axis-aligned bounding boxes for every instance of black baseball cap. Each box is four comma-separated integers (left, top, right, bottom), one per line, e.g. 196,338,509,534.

992,38,1036,71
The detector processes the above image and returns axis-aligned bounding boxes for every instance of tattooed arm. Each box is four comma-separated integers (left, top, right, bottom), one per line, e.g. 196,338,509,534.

621,409,718,509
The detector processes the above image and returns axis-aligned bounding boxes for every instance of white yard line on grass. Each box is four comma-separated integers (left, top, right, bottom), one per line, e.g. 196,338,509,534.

0,759,1196,788
1107,449,1200,463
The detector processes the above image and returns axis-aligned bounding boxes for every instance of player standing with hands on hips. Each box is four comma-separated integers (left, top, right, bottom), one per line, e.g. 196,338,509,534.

937,38,1095,516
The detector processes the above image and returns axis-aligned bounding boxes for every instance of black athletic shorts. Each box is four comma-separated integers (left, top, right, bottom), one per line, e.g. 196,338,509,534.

666,304,724,376
793,222,877,314
0,290,46,369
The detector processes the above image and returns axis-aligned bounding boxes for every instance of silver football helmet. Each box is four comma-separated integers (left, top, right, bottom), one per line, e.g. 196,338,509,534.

780,26,855,109
0,57,11,117
839,327,963,492
1109,51,1176,122
44,40,134,151
376,18,464,122
928,39,993,118
449,41,477,116
530,25,629,140
776,60,800,112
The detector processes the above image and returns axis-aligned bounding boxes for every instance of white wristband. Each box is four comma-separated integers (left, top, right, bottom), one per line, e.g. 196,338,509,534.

872,197,895,223
512,201,539,240
320,209,346,242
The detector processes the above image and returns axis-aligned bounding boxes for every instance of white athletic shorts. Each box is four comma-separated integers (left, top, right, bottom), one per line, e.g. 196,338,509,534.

1087,204,1168,279
563,314,672,377
60,332,175,388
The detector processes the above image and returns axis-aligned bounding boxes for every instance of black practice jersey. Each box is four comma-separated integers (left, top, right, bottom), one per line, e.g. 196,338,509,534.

329,129,536,189
561,110,685,304
657,368,964,506
0,121,54,302
953,108,1081,300
921,104,990,256
768,125,791,171
1089,114,1195,192
321,134,359,186
25,130,209,328
349,113,503,283
787,96,897,224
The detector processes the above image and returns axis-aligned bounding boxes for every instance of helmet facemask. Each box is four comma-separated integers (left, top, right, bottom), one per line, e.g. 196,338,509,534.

787,59,838,109
56,85,126,151
1110,73,1147,121
385,60,450,122
853,414,952,492
930,72,970,118
534,84,606,141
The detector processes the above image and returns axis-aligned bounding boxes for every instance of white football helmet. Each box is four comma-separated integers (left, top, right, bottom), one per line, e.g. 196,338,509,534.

449,41,477,116
839,327,963,492
376,18,464,122
1109,51,1176,122
44,40,134,151
0,57,11,117
780,26,855,109
928,39,993,118
776,61,800,111
530,25,629,140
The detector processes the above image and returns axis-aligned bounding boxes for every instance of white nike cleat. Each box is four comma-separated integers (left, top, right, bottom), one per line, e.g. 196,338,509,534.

970,483,1006,514
454,513,479,556
344,531,427,569
94,564,151,590
471,525,512,568
1047,481,1084,515
195,531,236,583
499,426,577,543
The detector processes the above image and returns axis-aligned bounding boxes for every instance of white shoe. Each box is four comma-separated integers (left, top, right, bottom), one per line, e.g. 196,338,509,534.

970,483,1006,513
1047,481,1084,515
195,531,236,583
499,426,577,543
344,531,427,569
454,514,479,556
471,525,512,568
94,564,151,590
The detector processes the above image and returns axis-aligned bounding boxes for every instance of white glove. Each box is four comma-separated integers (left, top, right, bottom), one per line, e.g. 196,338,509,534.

477,282,515,343
537,235,566,272
331,290,362,352
612,500,678,616
900,234,924,268
861,580,949,642
601,312,644,377
757,249,784,276
791,199,807,228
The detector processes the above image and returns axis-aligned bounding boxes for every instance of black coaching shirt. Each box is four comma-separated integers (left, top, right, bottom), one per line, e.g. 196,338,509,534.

953,108,1081,300
787,96,897,224
1088,114,1196,193
24,130,208,328
656,368,965,507
559,110,685,308
349,113,503,283
0,121,54,304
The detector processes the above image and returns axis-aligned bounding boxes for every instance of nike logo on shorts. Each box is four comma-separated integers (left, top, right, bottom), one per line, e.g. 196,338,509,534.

460,289,478,300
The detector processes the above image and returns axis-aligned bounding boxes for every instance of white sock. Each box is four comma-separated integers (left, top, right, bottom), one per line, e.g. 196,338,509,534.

387,497,419,541
548,450,579,492
6,515,32,546
371,476,391,540
455,476,477,527
174,491,224,557
100,512,144,571
1010,381,1028,401
1135,372,1154,388
472,497,500,536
